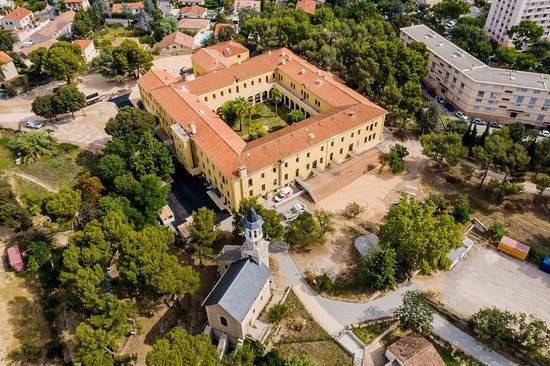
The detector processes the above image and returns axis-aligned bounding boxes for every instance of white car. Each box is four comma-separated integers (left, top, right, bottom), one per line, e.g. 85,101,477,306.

539,130,550,138
291,203,307,215
435,96,445,104
472,118,486,125
25,119,43,129
274,187,292,202
455,111,468,120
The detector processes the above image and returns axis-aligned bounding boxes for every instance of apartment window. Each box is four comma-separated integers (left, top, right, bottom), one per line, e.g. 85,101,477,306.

320,158,324,163
244,83,247,88
261,184,265,191
351,132,354,138
296,157,299,162
330,141,334,147
348,143,353,151
534,90,541,94
306,163,310,170
519,88,528,92
460,82,465,89
285,162,288,167
476,98,482,103
307,152,310,158
373,134,376,140
251,80,254,85
321,146,324,151
329,153,333,160
221,91,224,96
529,97,537,105
204,96,208,101
261,173,265,178
249,190,253,197
473,106,480,110
505,90,513,94
364,137,368,143
339,148,343,154
272,167,277,173
229,88,232,93
516,96,524,103
284,173,288,180
295,169,299,176
477,91,485,97
265,76,268,82
341,137,344,142
537,114,545,122
220,317,227,327
212,94,216,99
236,86,239,93
248,178,253,186
489,92,497,99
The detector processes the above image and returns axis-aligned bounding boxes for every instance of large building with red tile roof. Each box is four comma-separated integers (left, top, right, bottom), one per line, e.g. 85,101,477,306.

154,31,198,55
138,48,386,210
178,5,207,19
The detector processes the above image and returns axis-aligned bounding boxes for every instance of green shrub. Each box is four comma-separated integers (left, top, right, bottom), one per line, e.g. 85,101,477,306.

20,341,41,360
490,221,506,239
452,194,471,223
315,273,333,292
268,303,289,324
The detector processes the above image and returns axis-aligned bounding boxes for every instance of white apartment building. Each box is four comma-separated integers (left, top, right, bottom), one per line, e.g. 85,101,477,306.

484,0,550,46
401,25,550,128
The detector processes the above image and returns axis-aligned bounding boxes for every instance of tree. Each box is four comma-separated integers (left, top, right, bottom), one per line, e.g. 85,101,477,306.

315,209,335,236
420,132,467,169
92,49,127,82
285,355,314,366
532,175,550,203
451,22,493,62
53,84,86,118
42,41,87,84
396,290,434,335
473,129,511,188
27,240,52,272
286,110,305,124
130,133,174,178
233,197,284,241
0,29,15,52
78,172,105,206
344,202,364,218
146,327,218,366
494,141,530,181
20,342,41,361
247,123,267,141
42,186,81,222
380,195,462,274
105,106,157,140
190,207,219,266
508,122,526,143
113,40,153,78
32,94,59,120
486,179,524,202
433,0,470,21
151,15,178,41
418,102,442,134
15,131,58,162
72,8,99,39
361,248,397,291
118,226,200,302
507,20,544,49
234,97,251,131
452,194,471,223
0,179,32,230
270,88,282,115
96,154,128,185
380,144,409,173
90,0,111,22
284,212,326,248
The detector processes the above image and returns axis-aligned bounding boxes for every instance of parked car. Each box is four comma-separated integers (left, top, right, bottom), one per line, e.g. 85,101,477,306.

25,119,43,129
454,111,468,120
436,95,445,104
490,121,502,129
444,102,455,112
274,187,293,202
472,118,486,125
539,130,550,138
291,202,307,215
427,89,437,98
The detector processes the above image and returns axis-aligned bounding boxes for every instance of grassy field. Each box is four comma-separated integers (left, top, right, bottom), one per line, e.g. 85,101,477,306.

274,291,352,366
351,323,387,345
235,102,291,140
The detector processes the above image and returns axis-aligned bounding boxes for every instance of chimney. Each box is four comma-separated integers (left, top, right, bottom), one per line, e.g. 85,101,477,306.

300,69,305,74
239,165,247,177
189,122,197,135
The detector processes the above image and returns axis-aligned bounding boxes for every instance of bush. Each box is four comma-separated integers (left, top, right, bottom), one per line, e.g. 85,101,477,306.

344,202,364,218
20,341,41,360
490,221,506,239
487,179,524,202
315,273,333,292
247,123,267,141
138,35,156,46
268,303,289,324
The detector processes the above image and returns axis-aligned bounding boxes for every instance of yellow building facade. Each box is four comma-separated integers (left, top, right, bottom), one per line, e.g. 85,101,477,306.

138,48,386,211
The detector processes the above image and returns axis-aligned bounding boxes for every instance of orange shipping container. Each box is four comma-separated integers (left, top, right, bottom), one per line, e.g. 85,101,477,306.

497,236,530,261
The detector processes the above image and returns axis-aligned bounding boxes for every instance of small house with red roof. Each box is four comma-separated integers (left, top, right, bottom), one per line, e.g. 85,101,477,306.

31,10,75,44
64,0,90,11
73,39,98,63
0,51,18,80
178,5,207,19
295,0,316,14
154,31,199,56
111,2,144,15
0,7,36,31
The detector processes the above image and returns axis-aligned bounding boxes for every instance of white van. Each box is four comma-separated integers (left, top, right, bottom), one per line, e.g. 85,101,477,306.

274,187,292,202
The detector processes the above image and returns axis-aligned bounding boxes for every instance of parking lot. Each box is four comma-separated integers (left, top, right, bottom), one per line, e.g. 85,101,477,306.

416,243,550,324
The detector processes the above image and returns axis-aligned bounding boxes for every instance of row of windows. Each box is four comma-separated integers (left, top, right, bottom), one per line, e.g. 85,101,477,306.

203,73,274,102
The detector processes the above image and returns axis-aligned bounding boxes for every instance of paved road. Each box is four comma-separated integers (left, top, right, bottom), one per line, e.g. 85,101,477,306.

273,249,517,366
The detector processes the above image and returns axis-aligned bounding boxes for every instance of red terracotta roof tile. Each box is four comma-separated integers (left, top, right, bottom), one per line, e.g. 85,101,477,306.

155,31,197,50
0,51,13,63
5,7,33,20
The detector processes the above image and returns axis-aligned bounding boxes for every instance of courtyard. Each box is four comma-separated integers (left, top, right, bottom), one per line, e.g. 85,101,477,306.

232,102,292,141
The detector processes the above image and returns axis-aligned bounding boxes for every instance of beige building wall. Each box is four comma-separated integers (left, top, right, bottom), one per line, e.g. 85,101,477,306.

82,44,98,63
1,61,19,80
158,43,194,56
1,13,35,31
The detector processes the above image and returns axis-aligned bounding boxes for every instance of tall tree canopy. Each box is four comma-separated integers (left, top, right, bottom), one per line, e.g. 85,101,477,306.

380,195,462,274
40,41,87,84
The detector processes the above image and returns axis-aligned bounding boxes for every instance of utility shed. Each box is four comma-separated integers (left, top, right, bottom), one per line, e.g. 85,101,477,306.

7,245,25,272
540,257,550,275
354,233,380,259
497,236,530,261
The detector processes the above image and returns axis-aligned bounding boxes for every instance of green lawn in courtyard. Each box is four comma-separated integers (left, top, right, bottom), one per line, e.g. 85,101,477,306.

235,102,291,140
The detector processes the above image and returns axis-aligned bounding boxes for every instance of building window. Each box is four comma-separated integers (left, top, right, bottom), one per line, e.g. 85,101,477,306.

321,146,324,151
249,190,253,196
261,184,265,191
272,167,276,173
248,178,253,186
261,173,265,178
285,162,288,167
273,179,277,185
284,173,288,180
339,148,343,154
341,137,344,142
306,152,310,158
295,169,299,176
306,163,310,169
220,316,227,327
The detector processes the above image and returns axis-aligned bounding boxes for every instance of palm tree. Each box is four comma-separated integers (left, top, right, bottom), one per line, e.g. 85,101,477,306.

234,97,248,132
271,88,282,116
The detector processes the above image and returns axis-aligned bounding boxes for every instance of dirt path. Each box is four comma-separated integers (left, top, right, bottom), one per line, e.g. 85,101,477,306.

7,172,57,193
